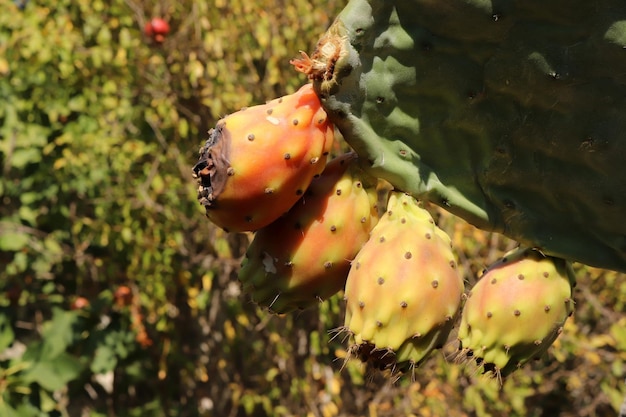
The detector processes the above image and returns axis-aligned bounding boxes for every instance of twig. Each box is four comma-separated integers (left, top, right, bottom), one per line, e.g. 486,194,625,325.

145,116,192,183
619,380,626,417
579,285,621,323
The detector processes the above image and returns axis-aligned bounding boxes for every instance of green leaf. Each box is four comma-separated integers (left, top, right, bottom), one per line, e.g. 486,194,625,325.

610,322,626,350
178,117,189,138
43,237,63,257
20,352,83,392
13,400,42,417
17,206,37,226
0,402,21,417
19,192,39,206
38,388,56,413
13,252,28,272
600,380,626,412
9,148,42,169
40,308,79,360
0,314,15,352
0,232,29,251
67,95,86,112
90,345,118,374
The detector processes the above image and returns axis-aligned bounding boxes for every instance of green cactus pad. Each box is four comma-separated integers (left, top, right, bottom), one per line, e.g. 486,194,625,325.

305,0,626,272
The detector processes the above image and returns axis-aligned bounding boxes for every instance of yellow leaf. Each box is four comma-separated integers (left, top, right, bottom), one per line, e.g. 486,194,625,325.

269,332,281,343
196,367,208,383
589,334,615,348
114,48,127,67
224,320,236,341
53,158,66,170
236,314,249,327
188,60,204,88
178,118,189,138
568,374,583,390
265,367,279,382
368,403,378,417
202,273,213,292
322,402,339,417
585,350,602,365
0,58,8,75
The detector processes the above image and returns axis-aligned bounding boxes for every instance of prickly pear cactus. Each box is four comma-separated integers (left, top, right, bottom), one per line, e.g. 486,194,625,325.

297,0,626,272
191,0,626,383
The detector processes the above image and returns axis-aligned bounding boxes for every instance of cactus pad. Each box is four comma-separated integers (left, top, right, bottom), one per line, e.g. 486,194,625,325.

301,0,626,272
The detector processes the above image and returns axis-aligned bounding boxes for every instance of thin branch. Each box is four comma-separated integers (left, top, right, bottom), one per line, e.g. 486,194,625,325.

619,380,626,417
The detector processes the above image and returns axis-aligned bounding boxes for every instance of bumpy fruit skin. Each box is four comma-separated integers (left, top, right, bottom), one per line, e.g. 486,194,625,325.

239,152,384,314
302,0,626,273
193,84,334,232
343,192,464,373
457,247,576,378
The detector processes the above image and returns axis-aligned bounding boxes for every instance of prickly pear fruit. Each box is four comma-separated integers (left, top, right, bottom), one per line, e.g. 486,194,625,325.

457,247,576,378
239,152,385,314
343,192,464,374
192,84,334,232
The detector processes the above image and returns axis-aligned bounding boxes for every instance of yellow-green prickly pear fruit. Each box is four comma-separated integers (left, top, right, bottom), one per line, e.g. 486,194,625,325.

343,191,464,374
238,153,385,314
457,247,576,378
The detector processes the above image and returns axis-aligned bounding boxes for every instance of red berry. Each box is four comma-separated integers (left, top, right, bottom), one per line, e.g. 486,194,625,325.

149,18,170,36
144,18,170,42
71,297,90,310
114,285,133,307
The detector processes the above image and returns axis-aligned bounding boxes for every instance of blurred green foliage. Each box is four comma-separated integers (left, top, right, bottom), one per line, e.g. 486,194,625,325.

0,0,624,416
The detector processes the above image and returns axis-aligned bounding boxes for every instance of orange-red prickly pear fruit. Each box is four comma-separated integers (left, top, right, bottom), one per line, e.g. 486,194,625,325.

192,84,334,232
239,153,386,314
